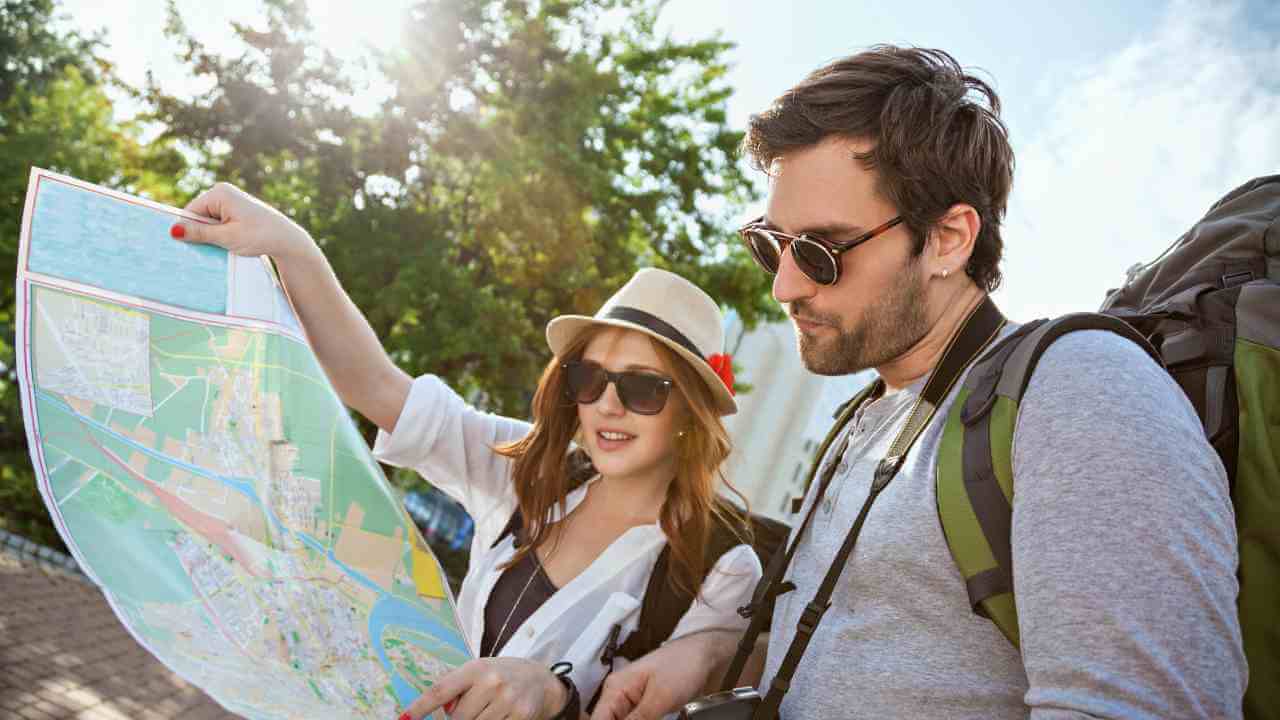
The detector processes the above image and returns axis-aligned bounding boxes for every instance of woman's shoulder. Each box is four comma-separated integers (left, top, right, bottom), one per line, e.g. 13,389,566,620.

708,501,790,570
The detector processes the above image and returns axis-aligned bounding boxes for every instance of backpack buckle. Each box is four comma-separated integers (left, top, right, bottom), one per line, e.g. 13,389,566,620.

1221,269,1254,288
797,601,831,636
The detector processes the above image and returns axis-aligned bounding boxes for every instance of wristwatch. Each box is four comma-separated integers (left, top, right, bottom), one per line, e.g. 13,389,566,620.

548,661,581,720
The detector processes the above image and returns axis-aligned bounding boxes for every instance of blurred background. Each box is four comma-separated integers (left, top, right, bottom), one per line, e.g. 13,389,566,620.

3,0,1279,594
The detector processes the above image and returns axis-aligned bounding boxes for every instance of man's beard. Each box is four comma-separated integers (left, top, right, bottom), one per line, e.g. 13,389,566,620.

791,264,931,376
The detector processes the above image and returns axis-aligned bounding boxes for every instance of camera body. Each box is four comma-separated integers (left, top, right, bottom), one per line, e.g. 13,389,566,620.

678,687,762,720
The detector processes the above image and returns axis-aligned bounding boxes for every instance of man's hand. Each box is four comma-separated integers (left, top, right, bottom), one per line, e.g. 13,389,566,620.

590,630,741,720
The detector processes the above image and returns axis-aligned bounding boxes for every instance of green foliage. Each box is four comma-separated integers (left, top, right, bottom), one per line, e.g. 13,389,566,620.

0,0,102,106
144,0,779,416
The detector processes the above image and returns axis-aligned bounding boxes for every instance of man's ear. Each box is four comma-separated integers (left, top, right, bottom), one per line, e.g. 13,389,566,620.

929,203,980,278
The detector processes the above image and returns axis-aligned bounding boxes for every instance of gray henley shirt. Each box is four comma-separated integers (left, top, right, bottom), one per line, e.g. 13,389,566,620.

762,328,1246,719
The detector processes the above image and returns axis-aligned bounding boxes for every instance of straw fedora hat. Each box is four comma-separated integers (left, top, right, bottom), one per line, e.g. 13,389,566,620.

546,268,737,415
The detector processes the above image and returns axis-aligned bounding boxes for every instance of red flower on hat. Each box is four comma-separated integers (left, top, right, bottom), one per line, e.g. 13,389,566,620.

707,353,736,396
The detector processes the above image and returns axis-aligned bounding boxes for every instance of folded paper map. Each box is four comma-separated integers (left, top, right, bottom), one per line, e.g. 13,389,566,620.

14,168,471,719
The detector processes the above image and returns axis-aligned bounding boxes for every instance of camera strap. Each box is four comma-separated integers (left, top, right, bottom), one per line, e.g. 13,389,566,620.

731,296,1005,720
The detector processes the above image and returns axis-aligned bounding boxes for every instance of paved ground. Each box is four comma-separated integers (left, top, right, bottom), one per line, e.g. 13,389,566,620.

0,546,241,720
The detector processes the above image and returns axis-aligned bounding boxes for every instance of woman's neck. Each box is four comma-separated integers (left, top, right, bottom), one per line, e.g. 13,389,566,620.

591,468,673,525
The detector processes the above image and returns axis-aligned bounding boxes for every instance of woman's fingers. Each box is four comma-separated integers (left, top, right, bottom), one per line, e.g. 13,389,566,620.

183,182,237,221
404,660,494,719
170,181,314,259
172,183,246,252
170,217,233,249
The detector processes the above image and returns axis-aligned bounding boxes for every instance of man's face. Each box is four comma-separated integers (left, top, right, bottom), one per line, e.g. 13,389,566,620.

765,136,931,376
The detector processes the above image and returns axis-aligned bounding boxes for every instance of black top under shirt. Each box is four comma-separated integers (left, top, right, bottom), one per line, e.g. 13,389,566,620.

480,549,559,657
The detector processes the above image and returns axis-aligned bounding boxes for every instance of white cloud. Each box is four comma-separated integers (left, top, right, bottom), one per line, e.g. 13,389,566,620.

996,0,1280,321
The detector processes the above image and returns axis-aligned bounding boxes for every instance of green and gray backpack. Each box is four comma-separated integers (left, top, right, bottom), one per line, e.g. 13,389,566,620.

818,176,1279,718
941,175,1280,718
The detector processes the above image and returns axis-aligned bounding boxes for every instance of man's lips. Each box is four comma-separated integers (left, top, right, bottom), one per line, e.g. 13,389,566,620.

791,313,830,332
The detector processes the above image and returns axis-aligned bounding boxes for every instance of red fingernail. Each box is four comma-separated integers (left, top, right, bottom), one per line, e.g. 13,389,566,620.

170,223,186,239
398,713,412,720
444,700,456,714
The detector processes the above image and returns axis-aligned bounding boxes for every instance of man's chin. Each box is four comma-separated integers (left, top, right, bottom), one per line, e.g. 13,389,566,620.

798,339,850,376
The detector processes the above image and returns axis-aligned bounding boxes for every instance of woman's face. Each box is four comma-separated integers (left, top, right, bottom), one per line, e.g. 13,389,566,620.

575,327,686,485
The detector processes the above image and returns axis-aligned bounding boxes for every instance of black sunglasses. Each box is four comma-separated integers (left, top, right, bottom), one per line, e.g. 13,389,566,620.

739,215,904,285
561,360,674,416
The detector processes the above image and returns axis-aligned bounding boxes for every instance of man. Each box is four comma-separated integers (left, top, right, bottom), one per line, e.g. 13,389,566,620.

592,45,1245,720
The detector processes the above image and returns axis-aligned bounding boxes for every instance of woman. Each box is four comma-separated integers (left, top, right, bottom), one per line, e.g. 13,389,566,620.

171,183,763,720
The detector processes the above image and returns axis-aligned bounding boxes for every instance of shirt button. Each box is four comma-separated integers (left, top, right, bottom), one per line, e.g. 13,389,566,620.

526,626,535,637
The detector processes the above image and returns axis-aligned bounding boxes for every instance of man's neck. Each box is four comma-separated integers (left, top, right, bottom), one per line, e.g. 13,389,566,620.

876,285,988,390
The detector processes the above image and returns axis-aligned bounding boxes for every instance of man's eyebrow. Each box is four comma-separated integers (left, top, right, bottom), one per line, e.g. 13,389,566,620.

759,216,869,238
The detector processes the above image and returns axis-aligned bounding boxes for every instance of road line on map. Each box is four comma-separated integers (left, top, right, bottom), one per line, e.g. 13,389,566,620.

151,349,327,389
200,379,210,434
150,381,190,415
56,470,98,505
47,454,71,476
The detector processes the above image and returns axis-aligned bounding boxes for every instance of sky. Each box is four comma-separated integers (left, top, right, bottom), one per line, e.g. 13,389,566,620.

55,0,1280,322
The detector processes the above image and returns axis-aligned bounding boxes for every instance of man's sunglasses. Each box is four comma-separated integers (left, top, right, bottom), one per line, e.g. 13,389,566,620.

739,215,904,286
561,360,674,416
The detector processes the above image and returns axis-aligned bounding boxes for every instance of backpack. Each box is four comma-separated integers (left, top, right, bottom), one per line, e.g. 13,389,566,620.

930,175,1280,718
493,449,789,684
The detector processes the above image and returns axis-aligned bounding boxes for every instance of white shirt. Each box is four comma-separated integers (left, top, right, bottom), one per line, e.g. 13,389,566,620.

373,374,763,703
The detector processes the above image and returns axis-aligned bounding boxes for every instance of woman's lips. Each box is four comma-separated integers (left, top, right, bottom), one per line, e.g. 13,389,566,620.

595,429,636,452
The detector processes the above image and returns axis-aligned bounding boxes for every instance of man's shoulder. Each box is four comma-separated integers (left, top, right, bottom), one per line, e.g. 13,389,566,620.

1012,324,1213,465
1022,325,1172,400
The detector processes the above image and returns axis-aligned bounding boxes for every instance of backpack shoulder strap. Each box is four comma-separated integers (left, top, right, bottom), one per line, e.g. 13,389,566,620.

611,506,777,664
936,313,1160,647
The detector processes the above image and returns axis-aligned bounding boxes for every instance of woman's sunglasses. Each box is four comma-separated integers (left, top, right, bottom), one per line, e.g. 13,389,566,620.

738,215,904,286
561,360,674,416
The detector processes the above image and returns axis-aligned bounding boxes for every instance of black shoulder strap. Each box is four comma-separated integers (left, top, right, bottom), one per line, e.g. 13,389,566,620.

718,383,874,691
611,508,777,664
751,297,1007,720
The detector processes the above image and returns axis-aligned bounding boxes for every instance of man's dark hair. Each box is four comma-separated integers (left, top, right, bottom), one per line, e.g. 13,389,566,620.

744,45,1013,292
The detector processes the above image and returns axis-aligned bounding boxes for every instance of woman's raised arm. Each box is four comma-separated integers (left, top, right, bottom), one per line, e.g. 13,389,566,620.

175,182,411,432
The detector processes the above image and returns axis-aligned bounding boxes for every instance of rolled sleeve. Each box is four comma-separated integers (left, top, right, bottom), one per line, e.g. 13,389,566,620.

669,544,762,642
372,374,533,547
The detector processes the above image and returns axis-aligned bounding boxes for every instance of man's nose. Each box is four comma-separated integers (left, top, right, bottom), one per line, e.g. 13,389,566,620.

773,244,818,305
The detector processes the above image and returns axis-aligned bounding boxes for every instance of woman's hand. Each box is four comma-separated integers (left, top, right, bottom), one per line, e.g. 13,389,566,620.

402,657,570,720
173,182,316,262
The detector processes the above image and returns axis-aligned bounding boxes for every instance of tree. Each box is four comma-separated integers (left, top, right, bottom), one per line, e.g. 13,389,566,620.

145,0,778,422
0,0,186,548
